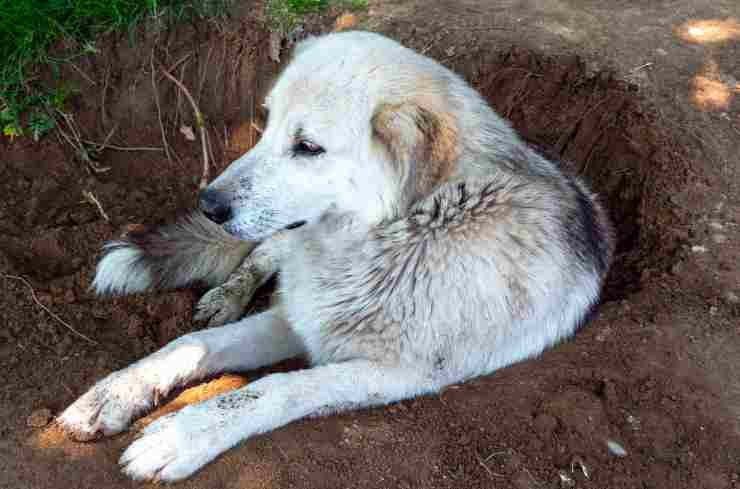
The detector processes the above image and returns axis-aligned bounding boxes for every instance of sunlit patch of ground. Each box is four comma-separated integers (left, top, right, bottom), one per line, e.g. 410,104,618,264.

675,18,740,44
28,424,101,461
689,59,739,111
676,21,740,112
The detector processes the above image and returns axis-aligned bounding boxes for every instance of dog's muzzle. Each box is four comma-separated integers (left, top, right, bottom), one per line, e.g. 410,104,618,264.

199,189,232,225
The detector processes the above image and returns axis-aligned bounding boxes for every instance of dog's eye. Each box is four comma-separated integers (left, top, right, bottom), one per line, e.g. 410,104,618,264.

293,140,325,156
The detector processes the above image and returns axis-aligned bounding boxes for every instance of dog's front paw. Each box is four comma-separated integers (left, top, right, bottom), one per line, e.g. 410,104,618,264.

194,277,258,326
58,369,156,441
120,405,232,481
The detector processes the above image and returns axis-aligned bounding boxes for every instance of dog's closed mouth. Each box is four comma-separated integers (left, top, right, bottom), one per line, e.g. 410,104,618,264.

284,220,307,230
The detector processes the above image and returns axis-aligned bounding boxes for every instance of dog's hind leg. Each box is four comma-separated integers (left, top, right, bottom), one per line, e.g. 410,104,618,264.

58,309,303,441
119,360,435,481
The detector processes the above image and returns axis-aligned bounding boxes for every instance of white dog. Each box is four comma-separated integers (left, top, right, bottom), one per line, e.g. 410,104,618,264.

58,31,614,482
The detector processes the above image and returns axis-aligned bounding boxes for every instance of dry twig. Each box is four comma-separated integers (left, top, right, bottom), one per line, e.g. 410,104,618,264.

2,274,98,345
81,139,163,152
475,451,504,478
100,65,111,128
82,190,110,222
161,65,211,190
55,110,111,173
151,52,173,163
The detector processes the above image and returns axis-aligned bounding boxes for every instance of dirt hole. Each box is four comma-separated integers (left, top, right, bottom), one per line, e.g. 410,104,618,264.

472,47,696,301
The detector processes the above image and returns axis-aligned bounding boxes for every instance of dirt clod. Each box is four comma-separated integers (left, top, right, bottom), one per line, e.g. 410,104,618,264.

26,409,53,428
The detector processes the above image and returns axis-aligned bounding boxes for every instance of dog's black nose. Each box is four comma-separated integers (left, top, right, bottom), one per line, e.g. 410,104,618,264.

199,189,232,224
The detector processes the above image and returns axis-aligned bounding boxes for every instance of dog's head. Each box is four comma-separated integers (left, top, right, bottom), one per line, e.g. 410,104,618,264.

201,31,461,241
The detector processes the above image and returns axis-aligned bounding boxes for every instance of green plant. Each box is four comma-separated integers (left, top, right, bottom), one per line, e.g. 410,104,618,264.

341,0,368,10
1,107,22,142
28,111,57,141
287,0,328,14
1,84,71,142
0,0,231,142
266,0,328,33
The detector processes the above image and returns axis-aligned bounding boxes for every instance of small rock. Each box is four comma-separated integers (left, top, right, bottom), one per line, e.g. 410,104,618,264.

691,245,707,253
725,291,739,304
27,408,53,428
711,234,727,244
607,439,628,457
558,470,576,488
655,48,668,56
625,413,641,431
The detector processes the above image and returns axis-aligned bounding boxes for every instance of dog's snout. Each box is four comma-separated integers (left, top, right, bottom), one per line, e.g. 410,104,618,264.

199,189,232,224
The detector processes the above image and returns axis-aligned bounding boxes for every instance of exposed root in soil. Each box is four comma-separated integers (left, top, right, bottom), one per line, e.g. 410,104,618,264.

161,64,212,190
2,274,98,344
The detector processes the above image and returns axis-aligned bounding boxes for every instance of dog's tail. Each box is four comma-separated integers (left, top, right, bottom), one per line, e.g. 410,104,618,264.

91,211,255,296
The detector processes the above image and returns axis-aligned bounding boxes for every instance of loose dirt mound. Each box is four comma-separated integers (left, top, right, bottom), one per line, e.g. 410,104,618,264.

3,26,739,489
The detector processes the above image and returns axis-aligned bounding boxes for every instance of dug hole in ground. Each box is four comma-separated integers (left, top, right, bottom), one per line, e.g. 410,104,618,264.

2,2,740,488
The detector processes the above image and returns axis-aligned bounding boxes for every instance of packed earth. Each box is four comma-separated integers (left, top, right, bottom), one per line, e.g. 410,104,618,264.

2,1,739,488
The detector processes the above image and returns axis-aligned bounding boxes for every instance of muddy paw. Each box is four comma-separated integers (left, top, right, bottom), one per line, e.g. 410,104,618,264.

57,369,155,441
194,279,258,326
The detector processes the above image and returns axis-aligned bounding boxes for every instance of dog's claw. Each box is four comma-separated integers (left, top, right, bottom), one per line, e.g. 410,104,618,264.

195,279,258,326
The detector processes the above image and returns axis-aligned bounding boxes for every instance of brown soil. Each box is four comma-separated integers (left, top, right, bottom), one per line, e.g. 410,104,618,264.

3,2,740,489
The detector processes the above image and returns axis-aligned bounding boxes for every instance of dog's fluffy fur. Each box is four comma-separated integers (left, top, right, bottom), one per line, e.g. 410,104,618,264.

58,31,614,481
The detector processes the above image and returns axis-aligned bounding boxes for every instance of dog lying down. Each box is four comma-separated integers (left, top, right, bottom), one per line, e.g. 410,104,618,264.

58,30,614,482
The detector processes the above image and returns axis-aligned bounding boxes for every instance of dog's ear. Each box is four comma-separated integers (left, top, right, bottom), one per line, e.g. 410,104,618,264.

372,101,459,200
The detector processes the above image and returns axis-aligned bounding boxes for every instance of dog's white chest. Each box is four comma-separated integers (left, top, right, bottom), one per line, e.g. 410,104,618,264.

277,244,331,363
